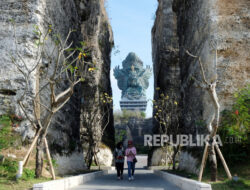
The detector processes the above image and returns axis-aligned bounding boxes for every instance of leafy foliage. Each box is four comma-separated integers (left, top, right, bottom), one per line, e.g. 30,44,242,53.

115,129,126,144
152,89,181,170
0,115,21,151
114,110,146,122
220,86,250,141
20,168,35,181
0,159,18,179
153,89,179,137
81,92,113,169
219,85,250,163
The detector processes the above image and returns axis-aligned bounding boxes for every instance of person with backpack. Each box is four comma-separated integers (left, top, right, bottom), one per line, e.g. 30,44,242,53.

125,140,137,181
114,142,125,180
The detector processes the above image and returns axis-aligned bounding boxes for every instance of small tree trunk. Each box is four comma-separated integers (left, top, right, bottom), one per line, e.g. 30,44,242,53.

88,154,93,169
93,150,100,170
86,145,93,169
209,144,217,181
35,113,53,178
35,136,45,178
172,146,179,170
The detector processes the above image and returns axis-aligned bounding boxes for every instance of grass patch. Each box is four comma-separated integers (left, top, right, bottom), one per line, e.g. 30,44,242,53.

0,115,97,189
0,177,50,190
212,179,250,190
0,115,21,151
0,115,50,190
0,158,51,190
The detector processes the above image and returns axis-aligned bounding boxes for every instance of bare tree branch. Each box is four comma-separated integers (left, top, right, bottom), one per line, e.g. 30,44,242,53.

186,50,209,85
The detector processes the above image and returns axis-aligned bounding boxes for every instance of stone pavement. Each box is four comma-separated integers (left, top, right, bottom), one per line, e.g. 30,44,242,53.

70,155,180,190
69,169,181,190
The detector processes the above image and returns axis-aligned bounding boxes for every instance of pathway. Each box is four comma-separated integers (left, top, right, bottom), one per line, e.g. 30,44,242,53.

70,155,180,190
70,169,180,190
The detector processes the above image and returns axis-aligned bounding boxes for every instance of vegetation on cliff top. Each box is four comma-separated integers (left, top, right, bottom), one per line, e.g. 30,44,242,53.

114,110,146,122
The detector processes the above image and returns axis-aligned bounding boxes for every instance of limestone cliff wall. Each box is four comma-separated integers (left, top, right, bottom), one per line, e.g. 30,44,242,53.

175,0,249,135
150,0,181,166
0,0,114,174
78,0,115,150
151,0,181,143
152,0,180,96
152,0,250,172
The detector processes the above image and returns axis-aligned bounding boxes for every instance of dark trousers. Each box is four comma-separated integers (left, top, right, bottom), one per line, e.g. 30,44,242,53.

115,162,124,177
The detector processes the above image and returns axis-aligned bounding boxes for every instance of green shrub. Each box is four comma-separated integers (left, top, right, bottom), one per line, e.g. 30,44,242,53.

219,85,250,164
0,159,18,179
114,110,146,122
115,129,126,144
220,86,250,140
44,159,58,168
0,115,21,151
21,168,35,180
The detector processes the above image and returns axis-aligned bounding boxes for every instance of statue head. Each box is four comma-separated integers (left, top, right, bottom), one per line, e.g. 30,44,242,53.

122,52,143,73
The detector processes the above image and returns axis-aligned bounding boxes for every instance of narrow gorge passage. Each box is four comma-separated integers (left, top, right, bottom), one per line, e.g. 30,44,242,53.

0,0,249,189
70,156,181,190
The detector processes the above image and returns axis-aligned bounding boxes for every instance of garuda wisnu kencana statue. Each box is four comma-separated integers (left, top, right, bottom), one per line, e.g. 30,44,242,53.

114,52,152,100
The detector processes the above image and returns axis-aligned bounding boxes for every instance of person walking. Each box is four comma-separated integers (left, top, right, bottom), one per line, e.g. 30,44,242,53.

114,142,125,180
125,140,137,181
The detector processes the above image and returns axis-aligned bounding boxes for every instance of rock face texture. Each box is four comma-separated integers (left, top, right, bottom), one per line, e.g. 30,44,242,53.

152,0,180,97
78,0,115,150
95,146,113,166
0,0,114,175
152,0,250,173
151,146,173,166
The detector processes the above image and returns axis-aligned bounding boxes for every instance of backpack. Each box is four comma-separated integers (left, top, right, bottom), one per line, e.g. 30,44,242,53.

115,148,124,160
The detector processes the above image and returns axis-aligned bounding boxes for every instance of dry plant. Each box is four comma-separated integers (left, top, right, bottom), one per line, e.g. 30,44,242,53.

186,45,232,181
153,89,180,170
9,22,95,178
80,92,113,169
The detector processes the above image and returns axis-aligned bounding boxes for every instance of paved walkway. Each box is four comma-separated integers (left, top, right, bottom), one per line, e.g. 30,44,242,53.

70,169,181,190
70,155,180,190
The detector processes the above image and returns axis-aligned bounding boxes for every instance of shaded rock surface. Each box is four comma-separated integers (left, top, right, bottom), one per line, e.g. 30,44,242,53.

0,0,114,174
79,0,115,150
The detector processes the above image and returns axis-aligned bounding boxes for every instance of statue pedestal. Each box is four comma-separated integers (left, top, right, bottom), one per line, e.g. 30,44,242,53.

120,98,147,112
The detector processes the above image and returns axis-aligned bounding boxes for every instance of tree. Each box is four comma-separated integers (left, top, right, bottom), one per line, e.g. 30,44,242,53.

153,89,181,170
186,47,232,182
9,23,94,178
80,92,113,169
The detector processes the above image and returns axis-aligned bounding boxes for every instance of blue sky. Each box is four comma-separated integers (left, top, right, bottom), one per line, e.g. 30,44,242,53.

107,0,158,118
